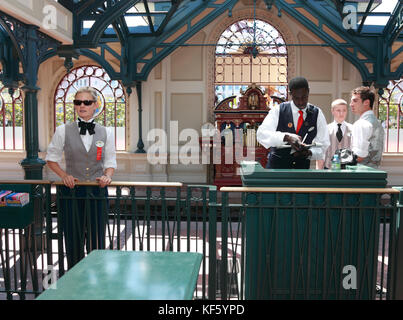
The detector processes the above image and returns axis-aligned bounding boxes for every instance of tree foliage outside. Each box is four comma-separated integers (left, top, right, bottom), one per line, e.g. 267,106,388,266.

379,79,403,129
378,102,402,128
0,85,23,127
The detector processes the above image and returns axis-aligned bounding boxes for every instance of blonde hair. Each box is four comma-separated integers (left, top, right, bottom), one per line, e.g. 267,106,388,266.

331,98,347,110
75,86,98,101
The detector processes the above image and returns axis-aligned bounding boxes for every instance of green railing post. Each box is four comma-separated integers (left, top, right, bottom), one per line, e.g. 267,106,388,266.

55,186,65,276
393,187,403,299
116,186,122,250
221,192,229,299
208,186,217,300
44,184,53,267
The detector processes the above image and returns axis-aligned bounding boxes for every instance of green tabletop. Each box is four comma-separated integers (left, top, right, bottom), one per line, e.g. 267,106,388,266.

240,161,387,188
36,250,202,300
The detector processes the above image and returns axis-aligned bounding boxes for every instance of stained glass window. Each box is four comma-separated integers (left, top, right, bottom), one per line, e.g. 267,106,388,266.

215,19,288,106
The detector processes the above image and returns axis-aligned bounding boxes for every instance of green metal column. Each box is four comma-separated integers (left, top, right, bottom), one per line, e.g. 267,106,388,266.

19,26,45,179
135,81,145,153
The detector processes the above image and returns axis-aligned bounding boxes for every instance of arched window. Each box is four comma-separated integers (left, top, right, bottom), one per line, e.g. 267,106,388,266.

0,83,23,150
379,78,403,153
54,65,126,150
215,19,288,106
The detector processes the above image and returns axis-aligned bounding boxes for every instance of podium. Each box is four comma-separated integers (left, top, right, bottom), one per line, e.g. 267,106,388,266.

239,162,392,299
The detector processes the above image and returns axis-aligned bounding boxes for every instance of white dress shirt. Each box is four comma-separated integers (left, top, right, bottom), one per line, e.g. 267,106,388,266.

256,101,330,160
45,118,117,169
351,110,374,158
328,121,353,137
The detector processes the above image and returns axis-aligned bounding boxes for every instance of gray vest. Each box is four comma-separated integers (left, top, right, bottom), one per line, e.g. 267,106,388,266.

359,112,384,168
64,122,107,181
324,122,352,169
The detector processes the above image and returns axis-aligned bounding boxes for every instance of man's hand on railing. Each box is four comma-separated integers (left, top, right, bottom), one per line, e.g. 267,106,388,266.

96,175,112,188
61,174,78,189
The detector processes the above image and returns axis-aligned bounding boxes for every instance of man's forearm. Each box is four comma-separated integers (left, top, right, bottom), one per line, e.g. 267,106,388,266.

47,161,68,179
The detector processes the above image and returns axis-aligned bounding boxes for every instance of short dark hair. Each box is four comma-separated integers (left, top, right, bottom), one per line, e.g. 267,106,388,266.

351,86,375,109
289,77,309,91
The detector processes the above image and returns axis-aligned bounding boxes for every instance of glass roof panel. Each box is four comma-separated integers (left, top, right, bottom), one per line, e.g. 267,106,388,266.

364,0,398,26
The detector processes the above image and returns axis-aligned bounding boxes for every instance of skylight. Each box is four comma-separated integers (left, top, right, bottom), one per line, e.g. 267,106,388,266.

364,0,398,26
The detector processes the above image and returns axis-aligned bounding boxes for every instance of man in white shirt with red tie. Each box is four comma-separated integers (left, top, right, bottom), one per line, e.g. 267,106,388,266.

45,86,116,268
257,77,330,169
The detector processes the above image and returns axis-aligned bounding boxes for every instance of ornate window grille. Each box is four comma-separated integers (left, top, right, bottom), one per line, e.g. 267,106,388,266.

215,19,288,107
0,83,24,150
54,65,126,150
378,78,403,153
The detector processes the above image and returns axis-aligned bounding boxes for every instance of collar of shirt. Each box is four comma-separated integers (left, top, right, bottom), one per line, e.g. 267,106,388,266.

290,101,307,116
333,120,346,131
77,117,95,123
360,110,374,119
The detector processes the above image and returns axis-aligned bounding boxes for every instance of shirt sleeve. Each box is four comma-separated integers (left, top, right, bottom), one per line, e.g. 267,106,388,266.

351,119,373,158
103,127,117,170
310,109,330,160
256,105,287,148
45,125,65,163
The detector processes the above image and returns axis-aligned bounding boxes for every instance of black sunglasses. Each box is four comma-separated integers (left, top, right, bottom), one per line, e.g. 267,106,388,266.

73,100,96,106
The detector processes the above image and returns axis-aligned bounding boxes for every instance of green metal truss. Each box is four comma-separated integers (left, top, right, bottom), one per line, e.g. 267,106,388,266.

50,0,401,90
1,0,402,90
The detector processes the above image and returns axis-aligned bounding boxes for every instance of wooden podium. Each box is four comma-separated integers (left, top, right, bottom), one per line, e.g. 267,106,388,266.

213,84,283,188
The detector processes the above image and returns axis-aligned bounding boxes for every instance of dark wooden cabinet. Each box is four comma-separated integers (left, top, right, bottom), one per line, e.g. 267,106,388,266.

212,84,282,188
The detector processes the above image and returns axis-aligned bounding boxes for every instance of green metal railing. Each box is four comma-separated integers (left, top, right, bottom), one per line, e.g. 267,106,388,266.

0,180,52,300
0,181,402,300
221,187,401,300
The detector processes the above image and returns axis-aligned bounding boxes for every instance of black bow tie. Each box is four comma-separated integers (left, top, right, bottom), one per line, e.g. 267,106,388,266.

78,119,95,135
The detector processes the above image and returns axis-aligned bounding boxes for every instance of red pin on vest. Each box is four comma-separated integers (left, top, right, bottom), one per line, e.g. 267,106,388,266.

95,141,104,161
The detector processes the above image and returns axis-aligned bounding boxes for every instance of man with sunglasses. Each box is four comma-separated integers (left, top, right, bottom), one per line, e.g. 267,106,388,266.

45,86,117,268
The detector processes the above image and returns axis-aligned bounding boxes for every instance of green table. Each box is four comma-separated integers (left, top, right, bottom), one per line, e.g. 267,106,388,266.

36,250,202,300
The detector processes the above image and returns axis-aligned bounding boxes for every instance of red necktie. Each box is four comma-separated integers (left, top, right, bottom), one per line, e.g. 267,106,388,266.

296,110,304,134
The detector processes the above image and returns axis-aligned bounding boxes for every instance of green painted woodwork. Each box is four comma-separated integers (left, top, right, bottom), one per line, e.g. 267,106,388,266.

240,162,387,188
37,250,203,300
240,162,395,299
0,183,33,229
135,81,145,153
20,87,46,180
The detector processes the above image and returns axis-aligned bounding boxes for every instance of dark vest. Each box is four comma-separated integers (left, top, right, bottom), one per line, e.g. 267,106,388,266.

267,102,319,169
